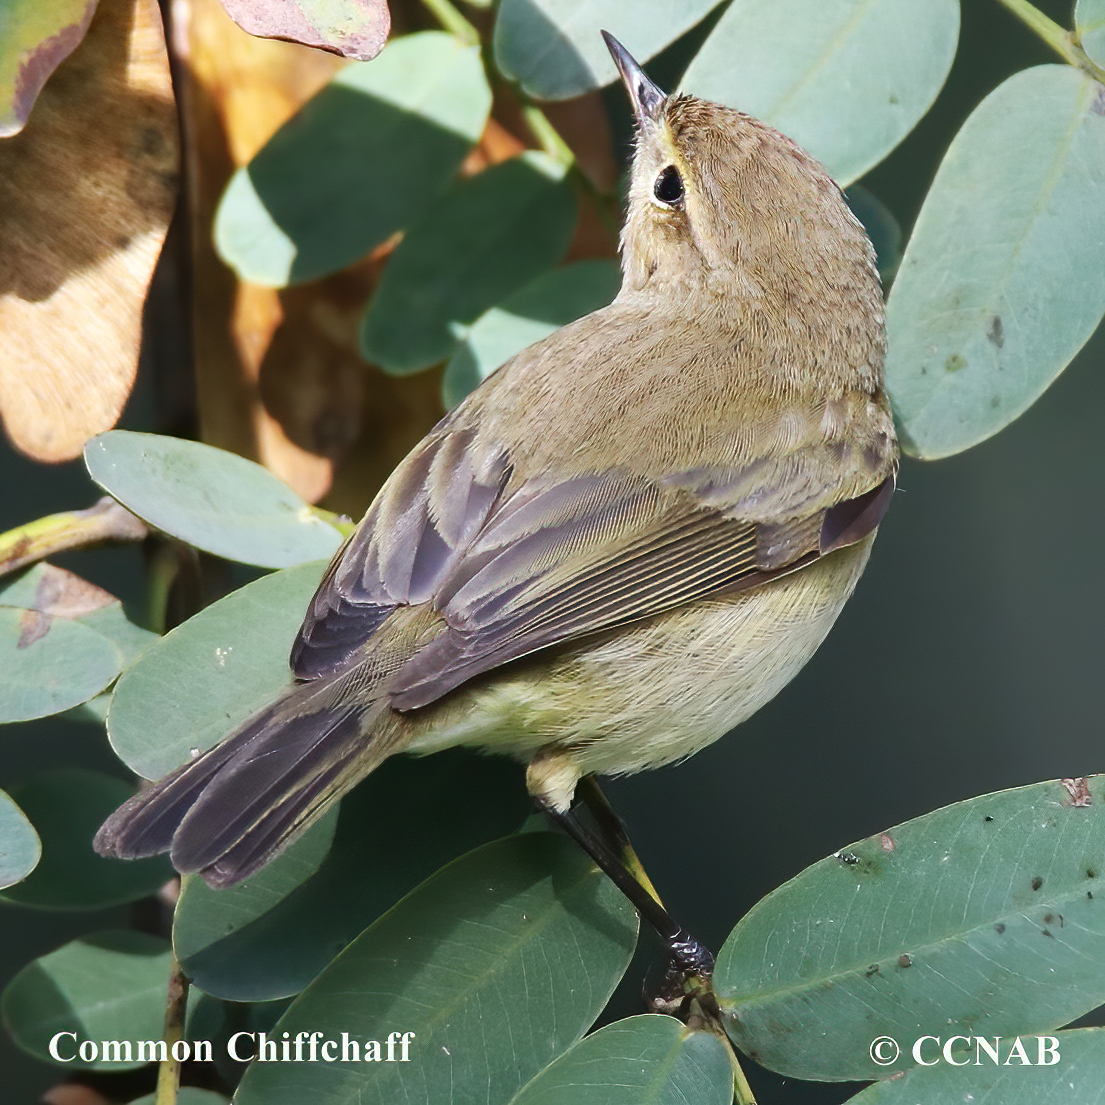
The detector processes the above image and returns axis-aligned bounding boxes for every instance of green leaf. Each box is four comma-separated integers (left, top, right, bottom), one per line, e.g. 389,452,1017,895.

0,788,41,889
680,0,959,186
361,152,578,374
85,431,343,569
846,1028,1105,1104
442,260,621,408
234,833,638,1105
885,66,1105,459
214,31,491,286
0,769,171,910
493,0,718,100
107,561,326,779
1076,0,1105,69
0,562,157,669
0,605,121,723
220,0,389,62
715,776,1105,1081
0,0,96,137
1,930,171,1070
173,751,531,1001
509,1015,734,1105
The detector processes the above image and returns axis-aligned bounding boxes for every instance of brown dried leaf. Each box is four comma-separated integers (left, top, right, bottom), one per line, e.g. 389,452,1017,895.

220,0,390,62
181,0,442,508
0,0,178,462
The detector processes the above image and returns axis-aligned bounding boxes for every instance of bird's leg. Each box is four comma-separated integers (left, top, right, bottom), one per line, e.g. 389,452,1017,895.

535,774,717,1012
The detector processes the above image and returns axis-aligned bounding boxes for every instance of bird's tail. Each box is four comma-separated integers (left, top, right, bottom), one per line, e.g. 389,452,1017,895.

94,672,399,888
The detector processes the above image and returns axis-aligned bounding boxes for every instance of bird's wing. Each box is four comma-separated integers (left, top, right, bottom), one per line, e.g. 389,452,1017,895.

291,417,894,708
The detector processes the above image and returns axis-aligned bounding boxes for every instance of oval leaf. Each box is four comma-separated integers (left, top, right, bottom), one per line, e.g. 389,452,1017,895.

0,0,96,136
233,833,638,1105
361,152,578,374
442,259,621,408
848,1028,1105,1104
0,562,158,670
715,776,1105,1081
214,31,491,286
509,1015,734,1105
1,930,171,1069
0,769,171,910
107,561,326,779
85,431,342,569
681,0,958,186
493,0,718,100
173,752,530,1001
885,65,1105,458
0,788,41,889
221,0,390,61
1077,0,1105,69
0,605,121,722
0,0,178,461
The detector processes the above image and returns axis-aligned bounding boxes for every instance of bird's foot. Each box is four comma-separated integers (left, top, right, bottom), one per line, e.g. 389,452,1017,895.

645,930,721,1022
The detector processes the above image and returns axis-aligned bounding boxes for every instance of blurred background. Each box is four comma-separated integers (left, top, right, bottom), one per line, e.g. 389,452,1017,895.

2,0,1102,1100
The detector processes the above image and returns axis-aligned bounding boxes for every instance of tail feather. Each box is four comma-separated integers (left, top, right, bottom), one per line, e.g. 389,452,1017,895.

94,673,399,887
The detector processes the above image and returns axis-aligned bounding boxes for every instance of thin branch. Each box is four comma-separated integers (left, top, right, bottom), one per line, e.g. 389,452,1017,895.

997,0,1105,83
420,0,479,46
154,953,190,1105
0,498,147,580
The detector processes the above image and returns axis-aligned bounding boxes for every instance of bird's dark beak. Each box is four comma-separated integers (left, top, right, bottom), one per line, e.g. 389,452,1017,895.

602,31,666,128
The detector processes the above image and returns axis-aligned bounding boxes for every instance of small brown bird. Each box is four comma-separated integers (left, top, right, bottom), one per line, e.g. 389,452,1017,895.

96,34,897,973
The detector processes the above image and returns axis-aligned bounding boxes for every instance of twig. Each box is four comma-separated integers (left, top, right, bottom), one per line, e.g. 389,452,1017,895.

0,498,147,580
420,0,479,46
997,0,1105,83
154,953,190,1105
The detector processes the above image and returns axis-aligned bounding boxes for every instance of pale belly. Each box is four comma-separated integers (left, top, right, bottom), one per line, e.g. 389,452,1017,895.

405,535,874,787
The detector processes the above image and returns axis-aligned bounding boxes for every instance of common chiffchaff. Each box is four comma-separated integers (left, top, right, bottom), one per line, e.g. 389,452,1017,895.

97,36,898,957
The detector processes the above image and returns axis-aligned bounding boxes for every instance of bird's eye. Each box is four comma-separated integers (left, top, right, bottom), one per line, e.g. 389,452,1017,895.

653,166,684,207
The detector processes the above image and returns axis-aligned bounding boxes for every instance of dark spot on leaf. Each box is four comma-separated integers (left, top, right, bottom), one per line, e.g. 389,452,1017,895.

990,395,1001,408
945,353,967,373
1060,778,1092,806
898,954,912,968
1031,876,1044,891
1089,868,1098,879
865,964,880,978
836,851,859,866
986,315,1004,347
889,93,900,105
1042,928,1054,938
1088,891,1094,900
995,923,1006,934
984,815,994,822
1093,86,1105,116
115,235,133,250
17,609,51,648
1044,913,1054,924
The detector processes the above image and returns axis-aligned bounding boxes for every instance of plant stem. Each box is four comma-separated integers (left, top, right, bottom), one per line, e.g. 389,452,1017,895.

521,102,621,240
732,1050,758,1105
420,0,479,46
154,954,190,1105
307,505,357,538
997,0,1105,82
0,498,148,580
